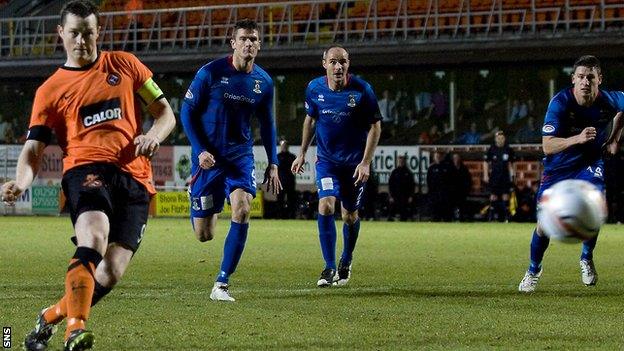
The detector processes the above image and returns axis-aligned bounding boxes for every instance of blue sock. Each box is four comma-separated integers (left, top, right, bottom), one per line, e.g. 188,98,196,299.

341,219,360,264
529,229,550,274
216,222,249,284
318,214,337,270
581,234,598,261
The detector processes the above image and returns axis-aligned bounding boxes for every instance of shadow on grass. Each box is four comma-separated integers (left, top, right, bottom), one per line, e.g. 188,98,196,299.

258,286,624,300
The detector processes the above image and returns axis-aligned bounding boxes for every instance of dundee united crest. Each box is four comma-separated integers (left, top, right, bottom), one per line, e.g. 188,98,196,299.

107,73,121,86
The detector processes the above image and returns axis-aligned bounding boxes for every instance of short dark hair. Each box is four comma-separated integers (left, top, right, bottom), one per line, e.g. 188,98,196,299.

60,0,99,25
322,44,347,60
232,19,259,38
573,55,601,74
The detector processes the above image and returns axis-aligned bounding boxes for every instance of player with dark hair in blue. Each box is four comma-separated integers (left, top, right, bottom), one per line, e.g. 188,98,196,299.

291,45,382,287
518,55,624,292
180,19,281,302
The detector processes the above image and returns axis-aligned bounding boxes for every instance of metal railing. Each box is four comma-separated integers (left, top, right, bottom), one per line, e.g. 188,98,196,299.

1,0,623,58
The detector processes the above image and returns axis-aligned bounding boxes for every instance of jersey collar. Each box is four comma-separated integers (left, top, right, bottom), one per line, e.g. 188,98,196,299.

325,74,352,91
228,55,254,73
61,53,101,71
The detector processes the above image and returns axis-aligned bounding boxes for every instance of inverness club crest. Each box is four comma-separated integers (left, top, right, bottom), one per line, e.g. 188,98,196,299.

253,80,262,94
347,94,356,107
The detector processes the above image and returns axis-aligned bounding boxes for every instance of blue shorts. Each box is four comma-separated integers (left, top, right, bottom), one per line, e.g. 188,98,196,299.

536,162,605,202
188,155,256,218
316,161,365,212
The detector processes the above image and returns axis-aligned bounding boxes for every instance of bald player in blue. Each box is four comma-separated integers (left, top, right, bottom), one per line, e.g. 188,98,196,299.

292,45,382,287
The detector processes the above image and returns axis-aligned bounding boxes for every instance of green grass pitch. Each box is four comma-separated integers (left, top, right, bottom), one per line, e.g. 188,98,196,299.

2,217,624,350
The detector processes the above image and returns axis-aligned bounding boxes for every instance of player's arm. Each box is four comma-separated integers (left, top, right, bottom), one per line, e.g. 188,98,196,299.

482,161,489,183
604,111,624,155
353,120,381,185
180,69,218,169
353,83,382,185
508,148,515,182
133,78,176,158
291,115,315,174
542,94,595,155
482,152,490,183
2,140,45,205
542,129,596,155
257,81,281,195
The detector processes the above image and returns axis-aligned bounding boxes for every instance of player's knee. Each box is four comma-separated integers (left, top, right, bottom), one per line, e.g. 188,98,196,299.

80,229,108,251
194,227,214,242
318,202,335,216
100,263,124,286
342,212,358,225
231,201,251,222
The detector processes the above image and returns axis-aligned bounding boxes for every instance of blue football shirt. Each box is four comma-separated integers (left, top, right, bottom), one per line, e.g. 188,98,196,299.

181,56,277,165
304,75,381,166
542,88,624,173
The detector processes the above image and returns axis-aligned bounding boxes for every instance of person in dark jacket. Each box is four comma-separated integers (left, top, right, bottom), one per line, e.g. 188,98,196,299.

388,155,415,221
450,153,472,221
277,139,297,218
427,151,453,221
483,131,514,221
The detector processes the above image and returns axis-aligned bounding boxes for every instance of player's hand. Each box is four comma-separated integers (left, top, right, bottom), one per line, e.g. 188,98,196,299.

577,127,597,144
134,134,160,158
483,174,489,184
198,151,216,169
291,154,306,174
353,162,370,186
263,164,282,195
1,181,23,206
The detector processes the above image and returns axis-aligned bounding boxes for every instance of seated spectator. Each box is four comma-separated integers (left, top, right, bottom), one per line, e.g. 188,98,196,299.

403,109,417,128
480,117,501,144
431,89,448,119
455,122,482,145
419,124,441,144
514,116,542,143
0,113,12,144
415,90,432,113
3,126,15,144
378,89,396,125
508,99,529,125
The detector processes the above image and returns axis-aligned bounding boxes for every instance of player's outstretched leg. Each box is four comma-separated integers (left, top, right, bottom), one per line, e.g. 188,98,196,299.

24,307,60,351
62,247,101,341
317,214,337,287
518,229,549,292
211,221,249,302
580,235,598,286
336,219,360,286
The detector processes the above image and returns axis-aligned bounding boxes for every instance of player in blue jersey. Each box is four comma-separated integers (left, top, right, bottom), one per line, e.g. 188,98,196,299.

180,19,281,302
518,55,624,292
291,46,382,287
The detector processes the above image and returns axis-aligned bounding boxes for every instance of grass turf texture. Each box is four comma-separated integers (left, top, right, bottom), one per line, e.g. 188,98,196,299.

2,217,624,350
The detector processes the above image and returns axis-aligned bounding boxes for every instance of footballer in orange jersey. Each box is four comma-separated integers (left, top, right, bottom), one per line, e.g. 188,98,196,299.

1,1,175,350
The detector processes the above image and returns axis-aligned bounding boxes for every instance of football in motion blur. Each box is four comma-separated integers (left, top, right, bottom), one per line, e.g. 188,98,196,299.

537,179,607,243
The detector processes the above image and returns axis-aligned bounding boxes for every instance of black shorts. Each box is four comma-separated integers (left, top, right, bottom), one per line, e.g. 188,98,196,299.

489,179,512,197
62,163,150,252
